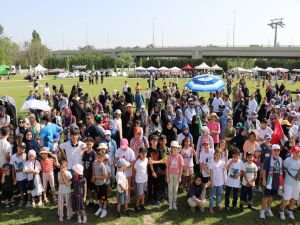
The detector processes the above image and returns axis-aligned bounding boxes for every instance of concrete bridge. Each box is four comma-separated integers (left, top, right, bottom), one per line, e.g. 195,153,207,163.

52,46,300,59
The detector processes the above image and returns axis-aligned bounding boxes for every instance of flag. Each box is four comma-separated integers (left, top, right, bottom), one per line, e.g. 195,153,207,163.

271,118,284,144
197,115,202,135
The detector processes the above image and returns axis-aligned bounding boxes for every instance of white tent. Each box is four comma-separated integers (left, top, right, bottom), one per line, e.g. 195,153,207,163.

274,68,289,73
158,66,169,71
147,66,158,71
34,64,47,72
251,66,265,72
170,66,182,71
211,64,223,71
194,62,211,70
265,67,275,73
135,66,146,71
292,69,300,72
229,67,252,73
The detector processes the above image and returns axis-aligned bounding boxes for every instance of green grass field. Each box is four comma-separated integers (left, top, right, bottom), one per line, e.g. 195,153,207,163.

0,75,300,225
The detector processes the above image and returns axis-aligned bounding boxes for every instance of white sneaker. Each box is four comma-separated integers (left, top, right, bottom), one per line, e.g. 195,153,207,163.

286,210,294,220
169,204,173,210
279,211,285,221
82,216,87,223
95,207,102,216
259,209,265,219
77,216,82,223
173,203,177,210
37,201,43,207
100,209,107,218
266,208,274,217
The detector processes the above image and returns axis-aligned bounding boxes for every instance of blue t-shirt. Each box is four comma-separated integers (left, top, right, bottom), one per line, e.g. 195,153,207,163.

40,123,62,150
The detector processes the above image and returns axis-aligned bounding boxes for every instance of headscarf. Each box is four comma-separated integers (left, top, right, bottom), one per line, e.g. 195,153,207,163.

173,108,187,130
108,119,117,136
64,108,76,127
23,129,40,154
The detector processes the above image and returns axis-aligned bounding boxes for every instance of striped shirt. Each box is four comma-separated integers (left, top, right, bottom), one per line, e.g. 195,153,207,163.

40,157,54,173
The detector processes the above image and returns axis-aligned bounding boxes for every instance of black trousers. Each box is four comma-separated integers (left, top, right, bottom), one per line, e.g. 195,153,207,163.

225,186,239,207
148,174,159,201
240,185,253,203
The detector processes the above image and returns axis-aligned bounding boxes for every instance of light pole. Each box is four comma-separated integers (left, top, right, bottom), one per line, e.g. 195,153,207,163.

152,17,156,46
268,18,285,47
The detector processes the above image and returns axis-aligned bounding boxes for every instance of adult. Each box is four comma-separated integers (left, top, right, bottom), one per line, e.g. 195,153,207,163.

39,115,62,151
0,127,11,168
84,112,102,144
184,98,196,125
0,106,10,128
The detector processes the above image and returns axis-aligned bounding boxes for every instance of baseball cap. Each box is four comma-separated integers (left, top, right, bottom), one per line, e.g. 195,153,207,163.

272,144,281,150
291,146,300,153
105,130,111,136
246,152,253,157
264,133,272,139
115,109,122,114
202,139,210,146
117,158,126,168
120,138,129,149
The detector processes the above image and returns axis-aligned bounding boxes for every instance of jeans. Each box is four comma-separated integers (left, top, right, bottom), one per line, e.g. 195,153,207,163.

209,186,223,208
168,174,180,204
225,186,239,207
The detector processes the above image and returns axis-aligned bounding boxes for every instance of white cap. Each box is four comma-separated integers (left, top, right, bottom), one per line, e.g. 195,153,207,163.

105,130,111,136
272,144,281,150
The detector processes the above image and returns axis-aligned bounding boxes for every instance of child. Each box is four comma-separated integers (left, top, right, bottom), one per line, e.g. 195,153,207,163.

166,141,183,210
209,149,226,213
104,154,112,197
253,146,262,191
82,137,97,205
93,152,108,218
181,137,196,191
134,147,148,213
10,142,27,207
39,147,59,204
218,139,228,164
57,160,73,222
1,163,15,208
187,173,206,212
240,152,257,211
72,164,87,223
259,144,283,219
279,146,300,221
116,158,129,218
225,148,245,211
24,150,44,207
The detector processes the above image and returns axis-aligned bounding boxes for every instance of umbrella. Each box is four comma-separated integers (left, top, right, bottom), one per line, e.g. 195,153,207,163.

211,64,223,71
185,74,225,92
194,62,211,70
182,64,194,70
21,99,51,111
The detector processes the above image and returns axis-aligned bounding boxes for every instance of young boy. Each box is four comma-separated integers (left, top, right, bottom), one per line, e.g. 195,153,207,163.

187,173,206,212
82,137,97,205
93,152,108,218
116,158,129,218
134,147,148,213
279,146,300,221
1,163,15,208
10,142,27,207
240,152,258,211
225,148,245,210
253,146,262,192
259,144,283,219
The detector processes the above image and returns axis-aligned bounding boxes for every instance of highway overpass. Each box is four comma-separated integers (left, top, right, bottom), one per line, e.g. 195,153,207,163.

52,46,300,59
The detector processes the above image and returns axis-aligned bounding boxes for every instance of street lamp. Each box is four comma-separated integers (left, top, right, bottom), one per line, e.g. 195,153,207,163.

268,18,285,47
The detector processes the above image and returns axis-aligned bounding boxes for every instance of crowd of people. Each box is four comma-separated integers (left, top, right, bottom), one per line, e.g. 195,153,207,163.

0,75,300,223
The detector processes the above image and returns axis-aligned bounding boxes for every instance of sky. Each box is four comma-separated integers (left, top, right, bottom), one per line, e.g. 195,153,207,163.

2,0,300,50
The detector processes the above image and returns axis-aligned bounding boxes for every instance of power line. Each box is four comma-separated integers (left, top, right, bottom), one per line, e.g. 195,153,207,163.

268,18,285,47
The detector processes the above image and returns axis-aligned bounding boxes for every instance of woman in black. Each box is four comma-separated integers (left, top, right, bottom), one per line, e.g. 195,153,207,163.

162,120,177,148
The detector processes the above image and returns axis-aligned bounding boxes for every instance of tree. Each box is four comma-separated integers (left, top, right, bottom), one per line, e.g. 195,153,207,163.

116,52,134,71
0,24,3,36
25,30,51,66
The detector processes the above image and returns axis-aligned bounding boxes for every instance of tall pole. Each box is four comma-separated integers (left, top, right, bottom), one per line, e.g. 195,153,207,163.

161,26,164,48
268,18,285,47
274,25,278,47
226,24,229,47
233,12,236,47
152,17,155,46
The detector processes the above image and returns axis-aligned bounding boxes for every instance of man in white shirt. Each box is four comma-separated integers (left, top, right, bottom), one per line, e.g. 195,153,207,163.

223,93,232,110
248,94,258,116
212,92,224,114
0,127,11,168
185,98,196,125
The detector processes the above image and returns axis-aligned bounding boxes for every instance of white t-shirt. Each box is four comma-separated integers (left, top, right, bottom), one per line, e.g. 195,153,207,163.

242,162,258,186
10,153,27,181
283,157,300,186
226,159,245,188
199,149,215,178
209,160,225,186
58,171,72,194
212,98,224,112
0,139,12,167
256,127,273,144
115,148,136,177
116,170,128,193
134,158,148,183
60,141,86,170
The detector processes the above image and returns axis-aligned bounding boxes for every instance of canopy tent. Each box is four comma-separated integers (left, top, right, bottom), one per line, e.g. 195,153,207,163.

274,68,289,73
72,65,87,70
34,64,47,72
182,64,194,70
158,66,170,71
147,66,158,71
251,66,265,72
0,65,10,76
292,69,300,73
194,62,211,70
211,64,223,71
170,66,182,71
229,67,253,73
265,67,275,73
135,66,146,71
185,74,225,92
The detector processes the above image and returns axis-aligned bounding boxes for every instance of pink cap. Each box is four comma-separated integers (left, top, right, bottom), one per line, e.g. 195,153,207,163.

120,138,129,149
202,139,210,145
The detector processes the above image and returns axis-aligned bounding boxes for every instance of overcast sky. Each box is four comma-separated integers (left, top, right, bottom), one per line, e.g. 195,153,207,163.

2,0,300,50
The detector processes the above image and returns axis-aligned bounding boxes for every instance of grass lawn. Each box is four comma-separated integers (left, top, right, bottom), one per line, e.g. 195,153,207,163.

0,75,300,225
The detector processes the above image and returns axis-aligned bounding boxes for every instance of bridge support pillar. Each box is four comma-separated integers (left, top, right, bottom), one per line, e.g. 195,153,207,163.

192,50,202,59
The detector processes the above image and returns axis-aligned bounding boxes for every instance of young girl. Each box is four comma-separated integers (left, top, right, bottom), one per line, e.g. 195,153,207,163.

39,147,59,204
72,164,87,223
116,158,129,217
218,140,228,164
209,149,226,213
1,163,15,208
207,113,221,148
58,161,73,222
24,150,44,207
166,141,183,210
180,137,196,191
